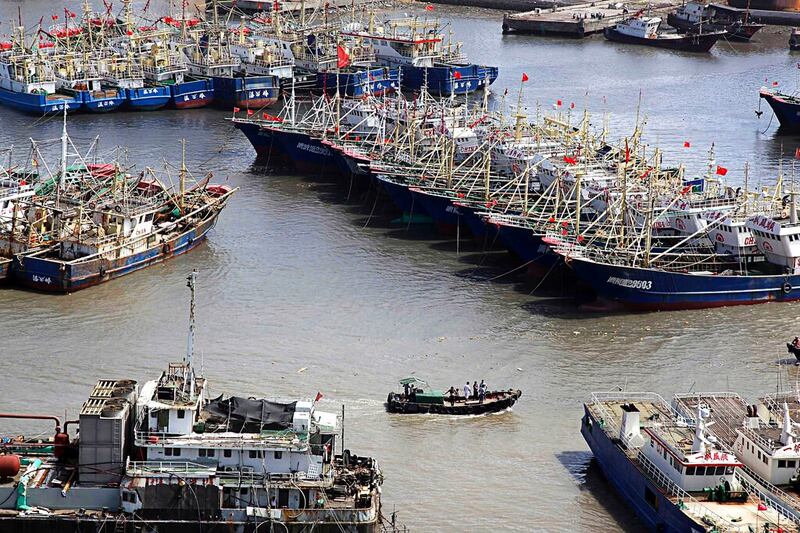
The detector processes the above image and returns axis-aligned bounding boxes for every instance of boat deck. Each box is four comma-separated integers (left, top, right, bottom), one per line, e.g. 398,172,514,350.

673,392,748,449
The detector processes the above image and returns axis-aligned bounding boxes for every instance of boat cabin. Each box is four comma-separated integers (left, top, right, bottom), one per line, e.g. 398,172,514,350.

731,398,800,486
745,204,800,272
615,17,663,39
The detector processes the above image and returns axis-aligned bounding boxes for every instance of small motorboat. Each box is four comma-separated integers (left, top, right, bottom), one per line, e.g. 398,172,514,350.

604,16,726,52
787,339,800,362
386,377,522,415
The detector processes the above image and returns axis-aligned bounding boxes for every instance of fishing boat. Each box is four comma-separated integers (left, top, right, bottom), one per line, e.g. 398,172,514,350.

604,16,725,52
583,392,798,532
343,15,498,95
0,273,386,532
10,116,236,292
760,87,800,132
0,32,82,114
792,28,800,50
666,2,764,42
386,378,521,415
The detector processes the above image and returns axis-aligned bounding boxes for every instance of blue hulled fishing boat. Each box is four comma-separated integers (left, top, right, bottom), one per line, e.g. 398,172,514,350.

343,16,498,95
170,78,215,108
317,66,399,98
0,38,82,114
582,393,792,532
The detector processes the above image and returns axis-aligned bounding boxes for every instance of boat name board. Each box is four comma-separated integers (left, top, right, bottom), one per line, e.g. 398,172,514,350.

607,276,653,290
297,142,331,156
752,215,777,232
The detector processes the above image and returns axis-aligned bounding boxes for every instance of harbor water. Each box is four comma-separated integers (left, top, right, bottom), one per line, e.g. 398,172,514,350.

3,1,800,530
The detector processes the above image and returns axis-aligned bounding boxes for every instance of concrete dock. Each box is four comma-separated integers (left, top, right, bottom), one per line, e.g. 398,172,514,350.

502,0,681,37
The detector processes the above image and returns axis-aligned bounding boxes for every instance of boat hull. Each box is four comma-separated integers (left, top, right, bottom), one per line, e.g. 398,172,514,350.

0,258,9,284
170,78,214,109
12,211,220,293
376,175,417,214
665,15,764,42
399,64,498,95
408,188,464,234
567,255,800,310
124,86,171,111
316,67,399,97
212,75,279,110
386,390,521,415
581,406,706,532
603,27,723,52
759,89,800,132
0,88,81,114
81,90,126,113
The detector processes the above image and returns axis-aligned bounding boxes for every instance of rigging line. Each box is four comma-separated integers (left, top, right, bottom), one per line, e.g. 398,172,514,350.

362,180,380,229
528,256,561,296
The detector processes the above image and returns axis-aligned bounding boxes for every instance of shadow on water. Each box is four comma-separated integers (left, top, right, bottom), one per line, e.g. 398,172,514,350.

556,451,645,533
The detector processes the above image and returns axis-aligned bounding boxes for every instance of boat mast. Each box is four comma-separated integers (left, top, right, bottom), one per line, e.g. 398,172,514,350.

180,139,186,214
185,269,197,401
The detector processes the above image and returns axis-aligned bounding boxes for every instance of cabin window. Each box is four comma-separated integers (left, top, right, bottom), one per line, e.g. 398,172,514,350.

644,487,657,509
249,450,263,459
165,447,180,457
714,466,724,476
145,213,154,222
275,451,283,459
789,460,797,468
224,449,232,458
695,466,706,476
779,460,787,468
177,409,185,419
199,448,215,458
763,455,769,465
686,466,695,475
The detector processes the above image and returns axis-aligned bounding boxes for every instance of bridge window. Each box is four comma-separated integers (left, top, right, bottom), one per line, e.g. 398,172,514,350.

779,460,787,468
177,409,185,419
224,449,232,458
685,466,695,475
695,466,706,476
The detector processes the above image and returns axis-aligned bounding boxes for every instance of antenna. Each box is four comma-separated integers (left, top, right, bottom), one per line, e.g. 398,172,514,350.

185,269,197,400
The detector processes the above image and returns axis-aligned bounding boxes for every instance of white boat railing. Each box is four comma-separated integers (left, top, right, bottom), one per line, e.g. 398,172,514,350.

636,451,758,532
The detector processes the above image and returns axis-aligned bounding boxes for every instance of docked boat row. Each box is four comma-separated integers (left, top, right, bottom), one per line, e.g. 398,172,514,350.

0,0,497,115
229,77,800,312
0,115,235,293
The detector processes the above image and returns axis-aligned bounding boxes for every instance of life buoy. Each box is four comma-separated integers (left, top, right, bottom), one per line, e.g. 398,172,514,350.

783,281,792,294
114,205,122,213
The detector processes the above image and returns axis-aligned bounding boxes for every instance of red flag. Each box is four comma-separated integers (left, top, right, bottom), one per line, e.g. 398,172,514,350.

52,15,58,20
683,141,690,148
337,45,350,69
570,102,575,109
563,156,577,165
425,4,434,10
796,147,800,159
680,185,692,195
247,109,254,116
757,503,768,511
521,72,529,82
453,71,462,80
556,99,562,107
624,140,630,163
773,81,779,86
315,392,323,402
233,107,240,113
716,165,728,176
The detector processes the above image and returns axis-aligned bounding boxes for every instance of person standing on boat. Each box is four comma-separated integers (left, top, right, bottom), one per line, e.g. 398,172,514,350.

472,381,478,400
479,381,487,403
447,386,457,405
463,382,471,401
403,382,411,397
